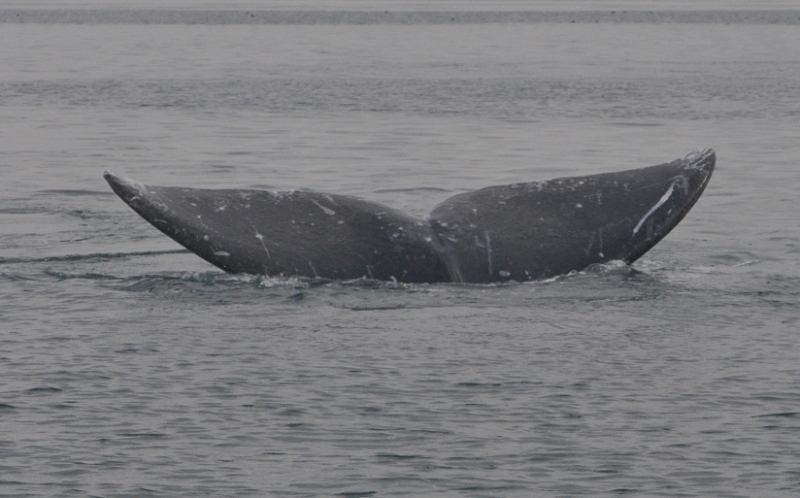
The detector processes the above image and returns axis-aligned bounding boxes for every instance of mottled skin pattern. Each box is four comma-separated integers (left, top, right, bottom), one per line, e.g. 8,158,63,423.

105,149,714,283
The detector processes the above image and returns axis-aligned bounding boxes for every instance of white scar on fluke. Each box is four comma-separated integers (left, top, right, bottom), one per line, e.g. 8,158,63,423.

632,180,677,236
311,199,336,216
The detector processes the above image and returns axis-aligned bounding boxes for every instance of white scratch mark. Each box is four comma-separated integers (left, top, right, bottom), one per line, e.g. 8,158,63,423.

214,251,230,257
633,182,676,236
255,233,270,259
311,200,336,216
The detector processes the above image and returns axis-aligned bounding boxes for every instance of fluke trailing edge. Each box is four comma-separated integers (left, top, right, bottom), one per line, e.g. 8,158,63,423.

105,149,715,283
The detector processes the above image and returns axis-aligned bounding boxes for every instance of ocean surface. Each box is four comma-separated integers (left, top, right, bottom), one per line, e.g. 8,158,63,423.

1,2,799,497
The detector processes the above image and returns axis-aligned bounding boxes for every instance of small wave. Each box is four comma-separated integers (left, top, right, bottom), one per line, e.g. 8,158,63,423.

44,270,121,281
757,412,799,418
103,271,321,298
345,304,408,311
529,260,638,284
25,387,63,395
0,206,43,215
375,453,426,461
583,260,637,276
373,187,451,194
336,276,428,290
610,121,663,128
24,264,418,292
118,432,167,439
35,189,114,197
0,249,190,265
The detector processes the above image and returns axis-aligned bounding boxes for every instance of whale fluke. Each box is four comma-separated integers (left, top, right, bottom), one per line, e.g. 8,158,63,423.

105,149,714,283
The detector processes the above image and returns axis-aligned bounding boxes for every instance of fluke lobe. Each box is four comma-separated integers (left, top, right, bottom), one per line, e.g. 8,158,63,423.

105,149,715,283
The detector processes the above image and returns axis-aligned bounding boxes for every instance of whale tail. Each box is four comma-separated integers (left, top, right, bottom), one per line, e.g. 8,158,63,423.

105,149,714,283
103,173,450,283
429,149,715,282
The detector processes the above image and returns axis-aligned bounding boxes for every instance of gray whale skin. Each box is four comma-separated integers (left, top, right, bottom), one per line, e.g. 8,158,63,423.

105,149,714,283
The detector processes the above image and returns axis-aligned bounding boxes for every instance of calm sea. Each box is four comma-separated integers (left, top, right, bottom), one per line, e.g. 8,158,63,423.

1,2,799,497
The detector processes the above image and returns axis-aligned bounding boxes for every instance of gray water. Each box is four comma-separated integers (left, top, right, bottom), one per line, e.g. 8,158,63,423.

1,3,800,497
